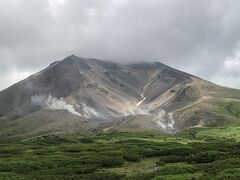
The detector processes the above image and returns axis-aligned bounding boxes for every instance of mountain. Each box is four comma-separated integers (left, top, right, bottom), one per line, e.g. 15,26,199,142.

1,55,240,138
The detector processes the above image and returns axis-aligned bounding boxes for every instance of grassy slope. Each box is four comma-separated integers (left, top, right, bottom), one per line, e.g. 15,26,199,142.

109,115,165,132
172,78,240,128
0,127,240,180
0,109,95,139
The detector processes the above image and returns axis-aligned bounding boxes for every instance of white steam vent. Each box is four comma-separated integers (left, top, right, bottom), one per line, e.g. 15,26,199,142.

154,109,175,133
31,95,81,116
81,103,105,119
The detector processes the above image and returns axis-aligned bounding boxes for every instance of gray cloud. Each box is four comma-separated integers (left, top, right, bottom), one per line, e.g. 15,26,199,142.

1,0,240,90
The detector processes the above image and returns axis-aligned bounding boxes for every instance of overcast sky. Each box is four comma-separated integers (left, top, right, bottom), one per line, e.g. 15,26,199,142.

1,0,240,90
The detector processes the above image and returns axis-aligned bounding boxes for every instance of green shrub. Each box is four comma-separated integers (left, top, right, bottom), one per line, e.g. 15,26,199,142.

160,155,187,163
123,153,142,162
158,163,197,175
190,151,223,164
156,160,166,166
54,164,98,175
80,137,94,143
101,156,125,167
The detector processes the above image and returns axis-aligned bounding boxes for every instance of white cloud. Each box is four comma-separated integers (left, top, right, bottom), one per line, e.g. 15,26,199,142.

224,50,240,73
211,45,240,88
0,71,32,90
48,0,66,17
1,0,240,90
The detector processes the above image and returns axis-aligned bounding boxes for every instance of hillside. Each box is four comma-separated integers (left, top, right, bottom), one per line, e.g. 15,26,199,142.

0,55,240,138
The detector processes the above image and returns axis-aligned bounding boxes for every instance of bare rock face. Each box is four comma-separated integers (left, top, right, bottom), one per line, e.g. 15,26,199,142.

0,55,239,137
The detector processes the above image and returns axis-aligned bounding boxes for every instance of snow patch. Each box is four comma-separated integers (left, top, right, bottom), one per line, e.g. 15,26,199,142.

134,97,146,109
133,94,147,114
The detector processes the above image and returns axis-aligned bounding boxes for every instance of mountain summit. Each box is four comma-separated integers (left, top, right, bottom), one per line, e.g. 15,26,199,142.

1,55,240,138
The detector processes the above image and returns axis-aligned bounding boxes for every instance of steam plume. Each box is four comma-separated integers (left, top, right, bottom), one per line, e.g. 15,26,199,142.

31,95,81,116
154,109,175,133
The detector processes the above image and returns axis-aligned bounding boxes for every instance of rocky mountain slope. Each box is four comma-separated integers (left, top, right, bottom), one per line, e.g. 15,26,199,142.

1,55,240,138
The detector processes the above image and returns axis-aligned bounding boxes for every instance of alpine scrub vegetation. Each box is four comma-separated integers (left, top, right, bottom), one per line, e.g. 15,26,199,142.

0,128,240,179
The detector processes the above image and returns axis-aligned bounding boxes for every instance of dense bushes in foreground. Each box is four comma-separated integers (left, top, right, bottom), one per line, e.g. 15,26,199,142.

0,131,240,179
